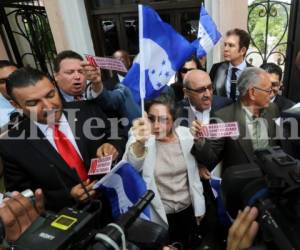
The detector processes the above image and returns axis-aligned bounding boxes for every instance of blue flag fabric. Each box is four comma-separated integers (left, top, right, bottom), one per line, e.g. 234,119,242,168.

192,6,221,58
94,161,150,220
210,176,232,227
123,5,195,104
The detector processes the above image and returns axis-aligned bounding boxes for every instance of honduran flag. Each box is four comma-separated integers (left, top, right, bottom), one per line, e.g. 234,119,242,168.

94,160,150,220
192,6,221,58
123,5,195,104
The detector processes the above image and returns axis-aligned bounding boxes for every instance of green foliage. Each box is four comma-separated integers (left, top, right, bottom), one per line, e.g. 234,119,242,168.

248,0,290,58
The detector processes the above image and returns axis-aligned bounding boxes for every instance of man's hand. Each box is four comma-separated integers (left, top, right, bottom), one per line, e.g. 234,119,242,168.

70,179,97,202
81,62,103,93
132,116,152,145
227,207,259,250
199,166,211,180
96,143,119,161
191,120,204,139
0,189,44,241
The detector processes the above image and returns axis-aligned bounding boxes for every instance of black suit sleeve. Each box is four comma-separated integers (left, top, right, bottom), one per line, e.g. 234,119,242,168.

191,138,225,171
81,101,127,160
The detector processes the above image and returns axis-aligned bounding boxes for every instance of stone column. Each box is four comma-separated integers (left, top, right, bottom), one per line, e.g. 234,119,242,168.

44,0,95,55
205,0,248,71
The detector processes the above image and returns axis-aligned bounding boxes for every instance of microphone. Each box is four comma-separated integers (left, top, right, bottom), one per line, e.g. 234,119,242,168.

70,168,92,204
93,190,155,250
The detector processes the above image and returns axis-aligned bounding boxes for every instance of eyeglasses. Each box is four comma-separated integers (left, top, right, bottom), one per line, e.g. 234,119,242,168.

0,78,7,84
253,86,273,95
185,84,213,94
180,68,196,74
148,115,170,124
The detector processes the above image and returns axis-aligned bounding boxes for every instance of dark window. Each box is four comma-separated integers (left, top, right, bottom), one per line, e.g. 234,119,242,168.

85,0,202,57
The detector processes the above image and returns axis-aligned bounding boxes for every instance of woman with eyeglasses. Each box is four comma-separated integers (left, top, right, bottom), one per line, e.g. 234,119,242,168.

123,94,205,250
170,56,202,102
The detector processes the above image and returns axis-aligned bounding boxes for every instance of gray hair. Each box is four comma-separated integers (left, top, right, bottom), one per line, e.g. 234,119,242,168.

238,67,266,97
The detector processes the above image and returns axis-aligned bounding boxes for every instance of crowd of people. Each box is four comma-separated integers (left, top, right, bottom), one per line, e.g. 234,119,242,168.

0,27,299,250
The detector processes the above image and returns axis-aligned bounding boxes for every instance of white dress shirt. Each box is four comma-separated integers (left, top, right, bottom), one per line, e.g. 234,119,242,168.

225,60,247,98
34,114,83,159
190,104,211,124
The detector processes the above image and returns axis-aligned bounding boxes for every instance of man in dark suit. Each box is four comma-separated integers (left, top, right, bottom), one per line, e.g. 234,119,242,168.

54,50,140,127
260,62,294,112
175,69,232,249
176,69,232,127
0,67,125,212
210,29,251,101
191,67,279,175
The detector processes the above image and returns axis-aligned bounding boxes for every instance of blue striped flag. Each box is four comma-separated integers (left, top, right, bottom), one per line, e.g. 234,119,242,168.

192,6,221,58
123,5,195,104
93,160,150,220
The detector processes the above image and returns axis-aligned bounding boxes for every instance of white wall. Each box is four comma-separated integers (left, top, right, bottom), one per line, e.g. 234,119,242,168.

45,0,95,55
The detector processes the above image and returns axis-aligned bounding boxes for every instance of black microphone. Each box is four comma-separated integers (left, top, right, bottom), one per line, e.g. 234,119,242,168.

70,168,92,204
93,190,155,250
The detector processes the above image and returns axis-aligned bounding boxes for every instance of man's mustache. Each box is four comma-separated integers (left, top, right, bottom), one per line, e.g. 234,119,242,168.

201,96,211,102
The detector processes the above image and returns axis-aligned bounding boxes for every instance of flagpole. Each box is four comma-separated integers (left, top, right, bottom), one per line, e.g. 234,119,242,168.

138,4,145,115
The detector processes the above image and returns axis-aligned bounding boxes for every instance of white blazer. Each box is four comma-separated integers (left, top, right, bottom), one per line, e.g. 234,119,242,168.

123,126,205,228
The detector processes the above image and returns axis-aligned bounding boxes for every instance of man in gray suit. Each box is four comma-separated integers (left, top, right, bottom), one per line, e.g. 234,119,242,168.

210,29,251,101
191,67,280,176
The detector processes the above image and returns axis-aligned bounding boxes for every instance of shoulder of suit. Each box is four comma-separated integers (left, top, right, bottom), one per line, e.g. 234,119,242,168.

267,102,280,116
214,102,236,120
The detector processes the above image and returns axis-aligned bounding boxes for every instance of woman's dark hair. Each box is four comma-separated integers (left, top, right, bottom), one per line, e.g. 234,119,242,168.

145,93,176,121
175,55,201,83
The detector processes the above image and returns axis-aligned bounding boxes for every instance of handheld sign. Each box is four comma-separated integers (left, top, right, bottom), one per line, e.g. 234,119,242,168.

197,122,239,138
85,54,127,73
88,155,113,175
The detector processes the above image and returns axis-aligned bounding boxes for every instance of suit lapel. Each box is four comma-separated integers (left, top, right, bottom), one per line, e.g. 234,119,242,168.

215,63,229,96
24,119,79,182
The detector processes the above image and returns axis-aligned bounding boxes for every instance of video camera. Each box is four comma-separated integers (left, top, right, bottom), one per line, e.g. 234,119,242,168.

222,146,300,250
2,190,167,250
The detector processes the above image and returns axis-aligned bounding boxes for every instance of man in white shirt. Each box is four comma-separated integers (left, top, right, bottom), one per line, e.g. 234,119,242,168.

0,67,125,212
209,29,252,101
175,69,232,128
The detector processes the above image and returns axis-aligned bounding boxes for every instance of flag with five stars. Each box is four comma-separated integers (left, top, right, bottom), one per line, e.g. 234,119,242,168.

123,5,195,104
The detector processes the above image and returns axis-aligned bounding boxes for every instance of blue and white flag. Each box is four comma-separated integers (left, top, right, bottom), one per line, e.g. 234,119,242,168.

192,6,221,58
210,176,233,226
93,160,150,220
123,5,195,104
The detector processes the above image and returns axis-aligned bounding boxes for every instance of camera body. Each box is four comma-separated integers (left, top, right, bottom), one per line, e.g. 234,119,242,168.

222,146,300,250
15,200,102,250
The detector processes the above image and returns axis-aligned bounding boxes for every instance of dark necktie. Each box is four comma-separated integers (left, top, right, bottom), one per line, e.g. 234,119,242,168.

230,68,238,101
53,124,88,181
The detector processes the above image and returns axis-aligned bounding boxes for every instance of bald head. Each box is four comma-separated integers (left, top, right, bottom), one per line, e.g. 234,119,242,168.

183,69,213,112
183,69,211,89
